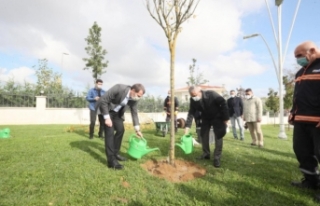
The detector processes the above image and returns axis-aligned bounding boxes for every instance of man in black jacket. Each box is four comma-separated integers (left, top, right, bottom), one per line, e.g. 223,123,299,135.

163,90,179,132
184,86,229,167
227,90,244,140
288,41,320,201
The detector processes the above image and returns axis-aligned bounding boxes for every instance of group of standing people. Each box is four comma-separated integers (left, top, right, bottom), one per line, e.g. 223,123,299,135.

85,81,264,170
84,40,320,203
227,88,264,147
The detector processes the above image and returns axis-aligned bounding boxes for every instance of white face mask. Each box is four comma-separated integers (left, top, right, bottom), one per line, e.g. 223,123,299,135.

96,85,102,89
192,96,201,101
245,95,252,99
230,95,235,98
131,94,140,101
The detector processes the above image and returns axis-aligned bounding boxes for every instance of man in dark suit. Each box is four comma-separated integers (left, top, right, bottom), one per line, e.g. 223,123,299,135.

227,90,244,140
163,90,179,132
184,86,229,168
98,83,145,170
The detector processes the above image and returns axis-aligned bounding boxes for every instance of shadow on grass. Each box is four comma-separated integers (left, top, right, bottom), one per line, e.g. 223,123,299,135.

230,139,296,161
176,180,310,206
73,129,89,139
70,140,105,165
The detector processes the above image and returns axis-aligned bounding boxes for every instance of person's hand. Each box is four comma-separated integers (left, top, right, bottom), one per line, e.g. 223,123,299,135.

288,113,294,125
224,120,228,125
95,96,100,101
167,112,170,115
136,130,143,138
184,127,189,135
257,119,261,123
105,118,112,127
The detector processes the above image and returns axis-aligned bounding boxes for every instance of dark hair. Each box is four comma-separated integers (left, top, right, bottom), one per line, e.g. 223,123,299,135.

230,90,235,92
245,88,252,92
96,79,103,84
131,83,145,94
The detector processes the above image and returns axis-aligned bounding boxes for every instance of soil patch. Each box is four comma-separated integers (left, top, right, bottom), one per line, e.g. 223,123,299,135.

141,159,206,183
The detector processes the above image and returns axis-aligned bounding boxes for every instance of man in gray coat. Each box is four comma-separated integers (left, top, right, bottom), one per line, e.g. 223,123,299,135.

98,83,145,170
243,88,264,147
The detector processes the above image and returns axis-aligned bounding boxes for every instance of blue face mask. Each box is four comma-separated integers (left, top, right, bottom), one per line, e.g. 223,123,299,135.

297,57,309,67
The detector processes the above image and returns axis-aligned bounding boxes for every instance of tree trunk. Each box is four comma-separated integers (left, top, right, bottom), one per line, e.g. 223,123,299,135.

168,38,177,165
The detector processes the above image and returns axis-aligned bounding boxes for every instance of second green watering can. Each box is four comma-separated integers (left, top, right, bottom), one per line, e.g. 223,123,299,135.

175,134,193,154
127,134,160,159
0,128,10,138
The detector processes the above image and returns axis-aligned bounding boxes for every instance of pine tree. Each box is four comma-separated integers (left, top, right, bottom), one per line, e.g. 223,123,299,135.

83,22,108,81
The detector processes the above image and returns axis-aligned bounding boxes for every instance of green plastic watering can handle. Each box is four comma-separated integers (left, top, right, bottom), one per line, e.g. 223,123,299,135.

129,134,146,142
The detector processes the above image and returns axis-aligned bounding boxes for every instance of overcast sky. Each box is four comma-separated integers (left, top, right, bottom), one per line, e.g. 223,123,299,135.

0,0,319,98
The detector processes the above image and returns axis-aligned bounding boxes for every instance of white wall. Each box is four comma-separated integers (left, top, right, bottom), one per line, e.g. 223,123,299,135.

0,96,288,125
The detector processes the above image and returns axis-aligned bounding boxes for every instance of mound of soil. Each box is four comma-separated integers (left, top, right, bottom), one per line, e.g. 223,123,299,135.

141,159,206,183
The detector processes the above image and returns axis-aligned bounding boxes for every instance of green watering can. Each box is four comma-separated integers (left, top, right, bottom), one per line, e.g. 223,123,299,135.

127,134,160,159
0,128,10,138
175,134,193,154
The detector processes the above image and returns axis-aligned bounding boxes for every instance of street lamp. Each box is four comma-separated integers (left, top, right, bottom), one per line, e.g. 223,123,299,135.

275,0,284,6
275,0,286,139
243,0,301,139
61,52,69,68
243,33,279,84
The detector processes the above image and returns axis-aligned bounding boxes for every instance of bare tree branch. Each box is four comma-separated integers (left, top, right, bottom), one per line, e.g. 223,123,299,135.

145,0,200,165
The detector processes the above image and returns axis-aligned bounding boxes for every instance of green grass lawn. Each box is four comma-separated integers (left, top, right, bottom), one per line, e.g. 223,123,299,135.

0,124,318,206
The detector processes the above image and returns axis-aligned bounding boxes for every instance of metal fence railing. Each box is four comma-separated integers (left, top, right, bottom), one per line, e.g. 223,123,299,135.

0,92,190,111
0,93,36,107
0,93,87,108
46,96,87,108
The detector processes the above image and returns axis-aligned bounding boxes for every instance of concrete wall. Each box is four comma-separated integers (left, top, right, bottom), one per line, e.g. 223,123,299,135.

0,96,287,125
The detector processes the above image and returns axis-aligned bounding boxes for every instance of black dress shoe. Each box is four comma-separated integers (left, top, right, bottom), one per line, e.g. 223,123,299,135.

291,178,318,190
213,159,221,168
107,161,124,170
196,154,210,160
116,155,127,161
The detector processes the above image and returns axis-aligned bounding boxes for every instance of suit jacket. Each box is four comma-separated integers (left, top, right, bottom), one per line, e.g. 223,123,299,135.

163,96,179,112
185,90,229,128
243,96,262,122
97,84,140,126
227,96,243,117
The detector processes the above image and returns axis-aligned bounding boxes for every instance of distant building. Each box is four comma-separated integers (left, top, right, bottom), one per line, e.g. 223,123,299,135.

175,84,227,103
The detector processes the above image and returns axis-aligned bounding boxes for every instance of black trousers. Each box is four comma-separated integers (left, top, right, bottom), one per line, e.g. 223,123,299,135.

200,119,226,160
166,115,177,128
293,122,320,176
104,111,125,163
89,110,104,137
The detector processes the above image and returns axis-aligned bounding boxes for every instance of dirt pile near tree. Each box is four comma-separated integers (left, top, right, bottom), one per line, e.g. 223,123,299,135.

141,159,206,183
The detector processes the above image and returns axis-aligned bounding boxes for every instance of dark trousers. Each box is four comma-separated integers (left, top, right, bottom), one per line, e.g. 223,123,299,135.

166,115,177,129
104,111,125,163
293,122,320,179
201,119,226,160
89,110,104,137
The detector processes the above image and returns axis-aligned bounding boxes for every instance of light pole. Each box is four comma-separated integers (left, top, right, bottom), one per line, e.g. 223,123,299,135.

61,52,69,68
243,0,301,139
275,0,287,139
